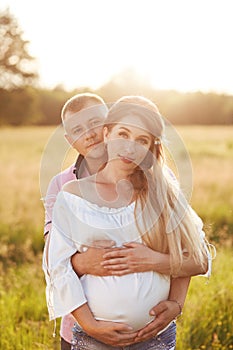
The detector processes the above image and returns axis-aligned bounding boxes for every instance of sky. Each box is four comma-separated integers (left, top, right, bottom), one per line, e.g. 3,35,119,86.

1,0,233,94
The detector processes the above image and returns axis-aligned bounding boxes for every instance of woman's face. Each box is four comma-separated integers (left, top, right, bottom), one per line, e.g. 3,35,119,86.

104,114,153,169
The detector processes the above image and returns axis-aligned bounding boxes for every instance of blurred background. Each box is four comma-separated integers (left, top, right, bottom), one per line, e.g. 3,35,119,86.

0,0,233,126
0,1,232,349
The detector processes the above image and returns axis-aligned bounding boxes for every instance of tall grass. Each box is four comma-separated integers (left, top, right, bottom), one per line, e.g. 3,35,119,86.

0,125,232,349
0,258,61,350
179,126,233,245
177,248,233,349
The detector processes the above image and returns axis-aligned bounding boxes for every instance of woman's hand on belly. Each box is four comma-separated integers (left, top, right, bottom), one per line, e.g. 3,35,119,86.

72,302,138,347
87,319,139,347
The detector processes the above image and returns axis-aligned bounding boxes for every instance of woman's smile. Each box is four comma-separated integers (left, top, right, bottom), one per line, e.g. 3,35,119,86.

118,154,135,164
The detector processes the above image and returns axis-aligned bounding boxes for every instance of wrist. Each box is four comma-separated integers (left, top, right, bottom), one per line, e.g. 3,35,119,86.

82,318,99,335
152,251,171,274
71,252,86,277
82,319,105,339
168,299,183,318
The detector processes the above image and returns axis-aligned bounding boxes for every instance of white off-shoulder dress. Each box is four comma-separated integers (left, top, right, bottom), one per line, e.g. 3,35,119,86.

43,191,171,331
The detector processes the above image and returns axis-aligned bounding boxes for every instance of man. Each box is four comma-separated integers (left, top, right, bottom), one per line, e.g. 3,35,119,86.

43,92,208,349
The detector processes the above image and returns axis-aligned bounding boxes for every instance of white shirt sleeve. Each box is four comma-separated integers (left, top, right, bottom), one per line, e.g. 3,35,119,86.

42,194,87,320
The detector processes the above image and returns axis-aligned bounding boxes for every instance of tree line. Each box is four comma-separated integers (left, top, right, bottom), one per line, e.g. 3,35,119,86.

1,85,233,126
0,8,232,126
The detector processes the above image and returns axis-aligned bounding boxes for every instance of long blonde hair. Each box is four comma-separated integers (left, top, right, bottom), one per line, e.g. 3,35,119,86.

106,96,207,274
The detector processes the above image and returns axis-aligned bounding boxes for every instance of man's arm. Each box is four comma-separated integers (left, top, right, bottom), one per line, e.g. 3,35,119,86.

71,240,209,278
99,206,212,277
71,240,116,277
100,242,208,277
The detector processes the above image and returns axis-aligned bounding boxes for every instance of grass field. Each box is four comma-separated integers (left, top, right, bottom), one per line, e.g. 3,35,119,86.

0,125,232,349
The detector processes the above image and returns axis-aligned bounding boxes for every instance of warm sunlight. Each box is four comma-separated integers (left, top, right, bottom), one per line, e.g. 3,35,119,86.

1,0,233,93
1,2,232,349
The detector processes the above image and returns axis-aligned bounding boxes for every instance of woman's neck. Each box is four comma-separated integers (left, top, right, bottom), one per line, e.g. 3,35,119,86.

98,161,133,184
88,161,135,207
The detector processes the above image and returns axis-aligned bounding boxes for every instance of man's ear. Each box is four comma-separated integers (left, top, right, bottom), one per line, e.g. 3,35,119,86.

64,133,73,147
103,126,109,143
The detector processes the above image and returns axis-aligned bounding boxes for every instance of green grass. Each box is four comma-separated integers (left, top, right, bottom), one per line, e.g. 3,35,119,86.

0,251,232,350
0,258,61,350
177,249,233,350
0,125,232,349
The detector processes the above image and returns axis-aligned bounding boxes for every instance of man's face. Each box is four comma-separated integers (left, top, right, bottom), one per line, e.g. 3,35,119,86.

64,103,107,159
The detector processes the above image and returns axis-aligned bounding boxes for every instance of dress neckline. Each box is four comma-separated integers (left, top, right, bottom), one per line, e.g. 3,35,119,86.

59,190,136,214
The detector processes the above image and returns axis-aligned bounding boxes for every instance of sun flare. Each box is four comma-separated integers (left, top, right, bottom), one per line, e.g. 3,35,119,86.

1,0,233,94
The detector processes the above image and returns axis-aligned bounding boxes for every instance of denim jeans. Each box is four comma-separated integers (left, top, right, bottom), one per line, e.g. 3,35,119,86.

71,321,176,350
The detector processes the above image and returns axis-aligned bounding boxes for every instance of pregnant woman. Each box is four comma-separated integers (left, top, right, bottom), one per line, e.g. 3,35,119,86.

43,96,209,349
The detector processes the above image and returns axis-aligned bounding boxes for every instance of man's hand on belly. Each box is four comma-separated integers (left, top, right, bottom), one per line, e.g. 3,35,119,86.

101,242,170,275
71,240,116,277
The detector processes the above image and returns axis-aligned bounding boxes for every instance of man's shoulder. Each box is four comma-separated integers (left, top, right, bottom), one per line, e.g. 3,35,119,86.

57,163,76,177
47,163,76,193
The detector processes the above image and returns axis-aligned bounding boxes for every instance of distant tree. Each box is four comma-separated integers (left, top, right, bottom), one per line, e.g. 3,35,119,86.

0,8,38,89
36,88,70,125
0,87,43,125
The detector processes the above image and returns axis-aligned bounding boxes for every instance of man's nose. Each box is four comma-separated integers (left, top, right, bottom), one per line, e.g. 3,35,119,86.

85,128,96,139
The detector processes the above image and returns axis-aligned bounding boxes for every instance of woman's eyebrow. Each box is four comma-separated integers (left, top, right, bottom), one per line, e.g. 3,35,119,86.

119,126,151,139
118,126,131,132
138,134,151,139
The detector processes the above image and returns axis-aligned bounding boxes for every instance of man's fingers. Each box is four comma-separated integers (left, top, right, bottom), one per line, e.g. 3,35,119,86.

123,242,140,248
101,257,132,275
101,257,127,266
103,248,129,259
103,263,128,271
111,269,131,276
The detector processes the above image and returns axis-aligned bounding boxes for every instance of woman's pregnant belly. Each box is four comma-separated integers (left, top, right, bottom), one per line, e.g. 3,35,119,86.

80,271,170,331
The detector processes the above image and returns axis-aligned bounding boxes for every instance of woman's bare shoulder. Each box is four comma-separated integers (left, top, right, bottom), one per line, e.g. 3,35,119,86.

62,180,81,197
62,176,95,198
